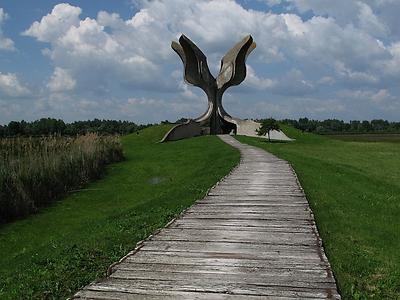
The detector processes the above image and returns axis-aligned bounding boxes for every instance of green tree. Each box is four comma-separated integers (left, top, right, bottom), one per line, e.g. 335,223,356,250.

257,118,280,142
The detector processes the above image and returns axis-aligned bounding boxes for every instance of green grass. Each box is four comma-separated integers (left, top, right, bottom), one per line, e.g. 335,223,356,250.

326,133,400,143
0,125,240,299
236,127,400,299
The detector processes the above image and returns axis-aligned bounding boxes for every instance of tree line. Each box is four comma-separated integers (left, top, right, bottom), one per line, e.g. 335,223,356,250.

280,118,400,134
0,118,152,137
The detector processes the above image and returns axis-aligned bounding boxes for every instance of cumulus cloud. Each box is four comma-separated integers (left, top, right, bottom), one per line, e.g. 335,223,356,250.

25,1,394,88
265,0,397,38
23,4,81,42
24,3,166,96
0,72,30,97
340,88,395,104
0,8,15,51
47,67,76,92
334,61,378,84
16,0,400,122
244,66,276,91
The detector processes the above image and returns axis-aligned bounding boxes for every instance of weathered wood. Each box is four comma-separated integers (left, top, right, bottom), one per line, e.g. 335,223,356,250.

131,250,323,264
73,135,340,299
186,206,310,214
125,253,329,269
84,279,340,299
171,224,314,233
115,262,328,276
152,228,317,245
140,241,321,258
110,270,337,286
75,289,300,299
183,214,314,222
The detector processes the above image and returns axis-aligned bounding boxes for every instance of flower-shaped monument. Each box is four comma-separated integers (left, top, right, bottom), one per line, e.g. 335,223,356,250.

161,34,291,142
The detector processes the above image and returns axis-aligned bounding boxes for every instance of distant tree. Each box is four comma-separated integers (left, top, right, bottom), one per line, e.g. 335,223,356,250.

371,119,389,132
361,120,371,132
350,120,361,132
0,119,146,137
7,121,23,136
297,117,310,132
0,125,5,137
257,118,280,142
175,117,189,124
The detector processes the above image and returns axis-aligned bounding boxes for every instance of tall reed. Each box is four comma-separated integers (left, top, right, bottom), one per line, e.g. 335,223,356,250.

0,134,123,223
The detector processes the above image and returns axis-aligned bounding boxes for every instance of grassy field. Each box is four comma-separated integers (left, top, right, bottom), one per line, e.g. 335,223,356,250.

0,125,240,299
236,127,400,299
326,133,400,143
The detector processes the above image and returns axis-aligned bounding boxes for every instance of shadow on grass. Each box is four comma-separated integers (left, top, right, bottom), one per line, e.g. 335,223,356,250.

262,140,291,144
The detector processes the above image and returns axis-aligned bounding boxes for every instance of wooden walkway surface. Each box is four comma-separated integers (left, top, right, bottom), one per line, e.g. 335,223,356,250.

74,135,340,299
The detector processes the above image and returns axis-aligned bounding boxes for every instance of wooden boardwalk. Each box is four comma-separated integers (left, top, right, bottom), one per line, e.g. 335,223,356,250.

74,135,340,299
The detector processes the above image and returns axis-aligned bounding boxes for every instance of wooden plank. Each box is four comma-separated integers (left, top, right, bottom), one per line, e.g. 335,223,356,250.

152,228,317,245
171,224,313,233
115,261,328,277
85,279,340,299
200,198,308,204
200,198,309,204
174,217,313,226
185,206,310,215
134,249,322,263
196,202,309,208
173,219,315,232
183,213,313,221
75,289,297,299
110,270,336,285
208,191,304,196
125,252,329,269
203,194,307,199
140,240,320,257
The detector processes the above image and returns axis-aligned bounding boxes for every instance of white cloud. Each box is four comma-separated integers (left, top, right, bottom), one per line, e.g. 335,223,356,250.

340,88,394,104
265,0,398,38
0,8,15,51
24,1,393,90
244,65,276,90
356,2,388,37
244,67,314,96
370,89,393,103
24,3,164,96
47,67,76,92
334,61,378,84
23,3,81,42
274,69,315,96
0,72,30,97
15,0,400,122
318,76,335,85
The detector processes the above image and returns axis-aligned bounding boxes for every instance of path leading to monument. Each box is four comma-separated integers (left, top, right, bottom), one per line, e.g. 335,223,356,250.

74,135,340,299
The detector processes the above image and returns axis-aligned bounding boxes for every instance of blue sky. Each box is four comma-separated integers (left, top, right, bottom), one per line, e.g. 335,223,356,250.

1,0,400,124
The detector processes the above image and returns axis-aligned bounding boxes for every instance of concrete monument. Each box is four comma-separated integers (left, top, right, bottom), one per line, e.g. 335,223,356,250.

161,35,292,142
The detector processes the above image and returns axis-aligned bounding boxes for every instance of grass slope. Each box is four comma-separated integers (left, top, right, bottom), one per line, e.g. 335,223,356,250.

0,125,240,299
327,133,400,143
236,127,400,299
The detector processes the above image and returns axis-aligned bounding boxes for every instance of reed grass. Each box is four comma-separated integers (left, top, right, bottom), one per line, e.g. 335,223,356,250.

0,134,123,223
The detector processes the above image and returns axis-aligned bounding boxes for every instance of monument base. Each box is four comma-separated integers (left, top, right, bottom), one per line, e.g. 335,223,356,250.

160,119,293,142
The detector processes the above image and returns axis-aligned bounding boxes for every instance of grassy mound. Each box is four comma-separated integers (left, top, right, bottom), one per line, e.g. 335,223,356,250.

0,125,240,299
236,126,400,299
